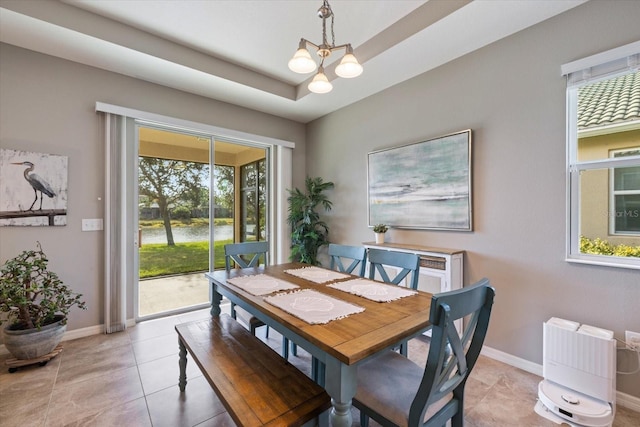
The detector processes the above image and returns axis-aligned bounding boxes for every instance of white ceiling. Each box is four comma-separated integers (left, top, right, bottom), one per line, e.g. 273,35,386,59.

0,0,587,123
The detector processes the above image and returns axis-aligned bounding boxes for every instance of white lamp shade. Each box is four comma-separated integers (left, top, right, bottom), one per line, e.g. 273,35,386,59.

335,53,363,78
308,70,333,93
288,48,317,74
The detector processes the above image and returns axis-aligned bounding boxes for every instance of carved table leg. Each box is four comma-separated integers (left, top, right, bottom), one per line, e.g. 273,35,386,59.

210,283,222,317
330,398,353,427
324,358,356,427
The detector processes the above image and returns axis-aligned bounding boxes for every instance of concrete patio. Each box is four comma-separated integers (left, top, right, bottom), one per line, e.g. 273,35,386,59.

138,272,210,317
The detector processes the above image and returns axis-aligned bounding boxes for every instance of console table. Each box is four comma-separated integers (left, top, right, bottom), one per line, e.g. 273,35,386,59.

363,242,464,333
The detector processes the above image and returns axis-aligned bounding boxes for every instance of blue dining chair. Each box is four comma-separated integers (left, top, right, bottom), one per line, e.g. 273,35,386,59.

328,243,367,277
367,247,420,290
367,248,420,356
224,241,292,359
354,278,495,427
310,243,368,385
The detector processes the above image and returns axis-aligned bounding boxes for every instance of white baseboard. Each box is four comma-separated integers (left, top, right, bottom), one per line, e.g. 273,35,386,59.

0,318,136,356
481,345,543,376
481,345,640,413
616,390,640,413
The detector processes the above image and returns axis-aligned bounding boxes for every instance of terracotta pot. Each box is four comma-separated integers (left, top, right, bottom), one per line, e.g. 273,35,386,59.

2,315,66,360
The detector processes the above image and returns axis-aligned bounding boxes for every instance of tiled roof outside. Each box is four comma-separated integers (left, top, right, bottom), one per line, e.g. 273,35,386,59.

578,71,640,130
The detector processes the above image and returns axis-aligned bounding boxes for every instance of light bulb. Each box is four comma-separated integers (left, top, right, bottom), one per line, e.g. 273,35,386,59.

335,53,363,78
308,68,333,94
288,41,316,74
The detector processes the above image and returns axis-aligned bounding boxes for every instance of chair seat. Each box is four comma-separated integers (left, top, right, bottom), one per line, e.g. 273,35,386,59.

354,350,452,427
234,306,264,332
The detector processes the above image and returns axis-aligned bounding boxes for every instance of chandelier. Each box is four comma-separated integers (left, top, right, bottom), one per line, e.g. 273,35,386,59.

288,0,363,94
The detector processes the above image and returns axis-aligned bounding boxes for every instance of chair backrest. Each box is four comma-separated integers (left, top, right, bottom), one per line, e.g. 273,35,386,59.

367,248,420,289
409,278,495,426
328,244,367,277
224,241,269,272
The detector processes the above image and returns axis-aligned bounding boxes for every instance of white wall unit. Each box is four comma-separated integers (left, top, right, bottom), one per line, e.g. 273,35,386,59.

363,242,464,333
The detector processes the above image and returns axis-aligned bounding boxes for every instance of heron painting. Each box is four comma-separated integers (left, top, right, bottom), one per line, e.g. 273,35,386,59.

0,149,68,226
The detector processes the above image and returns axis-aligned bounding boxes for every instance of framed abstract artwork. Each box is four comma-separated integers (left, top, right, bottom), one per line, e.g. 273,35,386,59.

0,148,68,226
367,129,472,231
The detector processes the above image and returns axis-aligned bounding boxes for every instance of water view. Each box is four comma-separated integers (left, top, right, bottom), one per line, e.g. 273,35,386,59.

140,224,233,245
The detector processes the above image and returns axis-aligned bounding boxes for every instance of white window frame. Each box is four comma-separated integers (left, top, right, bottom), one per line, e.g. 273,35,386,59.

563,41,640,269
609,147,640,235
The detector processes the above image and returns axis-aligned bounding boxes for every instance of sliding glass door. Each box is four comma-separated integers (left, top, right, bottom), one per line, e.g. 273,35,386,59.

134,128,270,320
136,126,211,318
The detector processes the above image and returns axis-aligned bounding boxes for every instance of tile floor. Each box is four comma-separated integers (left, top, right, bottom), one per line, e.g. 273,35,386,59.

1,307,639,427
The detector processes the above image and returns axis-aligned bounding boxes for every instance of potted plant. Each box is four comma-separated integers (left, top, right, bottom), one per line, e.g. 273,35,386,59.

373,224,389,244
0,242,86,360
287,176,334,265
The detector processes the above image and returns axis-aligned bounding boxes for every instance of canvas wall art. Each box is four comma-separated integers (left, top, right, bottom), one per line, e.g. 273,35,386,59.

368,129,472,230
0,148,68,226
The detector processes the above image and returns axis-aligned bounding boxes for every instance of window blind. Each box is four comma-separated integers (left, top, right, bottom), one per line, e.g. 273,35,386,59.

562,40,639,87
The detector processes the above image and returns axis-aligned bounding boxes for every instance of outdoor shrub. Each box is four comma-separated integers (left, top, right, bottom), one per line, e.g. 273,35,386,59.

580,236,640,258
172,206,192,220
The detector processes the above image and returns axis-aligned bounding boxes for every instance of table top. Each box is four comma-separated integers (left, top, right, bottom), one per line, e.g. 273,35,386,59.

206,262,433,366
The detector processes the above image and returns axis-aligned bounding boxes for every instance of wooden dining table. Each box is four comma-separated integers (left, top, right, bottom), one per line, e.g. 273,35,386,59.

205,262,433,427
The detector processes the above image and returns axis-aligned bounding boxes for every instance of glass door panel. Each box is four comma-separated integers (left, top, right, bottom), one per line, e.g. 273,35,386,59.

213,140,268,249
136,126,211,318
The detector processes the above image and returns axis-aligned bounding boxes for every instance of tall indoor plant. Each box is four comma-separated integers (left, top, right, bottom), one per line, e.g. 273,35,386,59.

0,242,86,360
287,176,334,265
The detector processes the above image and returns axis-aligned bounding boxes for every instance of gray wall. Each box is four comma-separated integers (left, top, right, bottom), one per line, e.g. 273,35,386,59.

0,43,306,331
306,1,640,397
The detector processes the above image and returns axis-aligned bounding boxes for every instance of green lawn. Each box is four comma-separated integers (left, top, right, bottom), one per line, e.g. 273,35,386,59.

139,239,231,278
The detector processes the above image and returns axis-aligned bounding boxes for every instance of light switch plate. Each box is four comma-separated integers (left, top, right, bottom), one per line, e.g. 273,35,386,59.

82,218,103,231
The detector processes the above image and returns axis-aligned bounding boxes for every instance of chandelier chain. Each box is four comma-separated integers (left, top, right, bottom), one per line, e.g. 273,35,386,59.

331,12,335,48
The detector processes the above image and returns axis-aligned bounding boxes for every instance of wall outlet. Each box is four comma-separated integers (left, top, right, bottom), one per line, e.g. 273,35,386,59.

626,330,640,351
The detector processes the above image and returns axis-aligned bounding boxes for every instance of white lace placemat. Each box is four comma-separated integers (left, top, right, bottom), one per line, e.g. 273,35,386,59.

284,266,351,284
263,289,365,324
327,278,417,302
227,274,299,296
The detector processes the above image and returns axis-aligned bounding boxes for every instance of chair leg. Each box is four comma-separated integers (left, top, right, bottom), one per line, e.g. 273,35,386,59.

311,357,326,387
452,411,463,427
282,336,289,359
400,340,408,357
359,410,369,427
291,342,298,357
312,357,318,382
265,325,270,338
452,391,464,427
231,302,237,319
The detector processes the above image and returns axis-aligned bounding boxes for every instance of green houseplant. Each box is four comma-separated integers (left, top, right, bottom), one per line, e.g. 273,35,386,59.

373,224,388,244
0,242,86,360
287,176,334,265
372,224,388,234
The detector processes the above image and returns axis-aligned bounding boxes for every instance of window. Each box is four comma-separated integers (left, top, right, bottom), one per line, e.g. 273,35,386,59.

564,42,640,268
611,148,640,234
